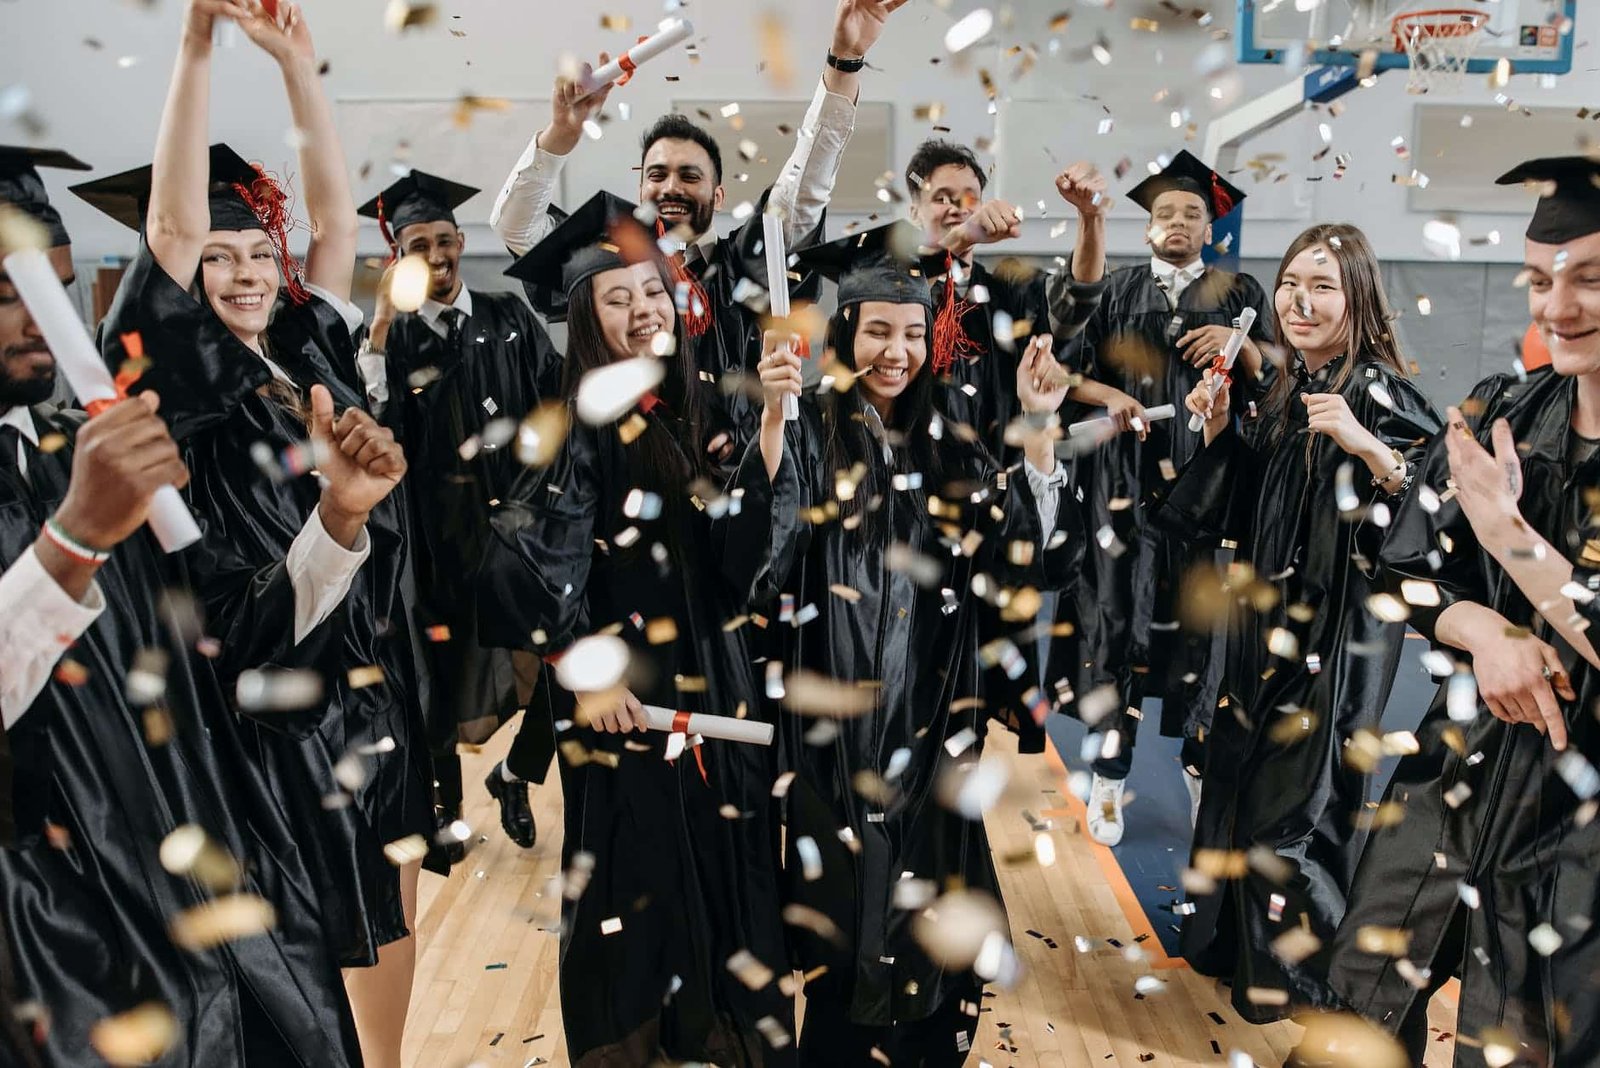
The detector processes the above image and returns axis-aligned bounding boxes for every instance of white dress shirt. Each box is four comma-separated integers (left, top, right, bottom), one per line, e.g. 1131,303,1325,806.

1150,255,1205,304
0,403,39,478
419,286,474,339
490,77,858,257
0,504,369,729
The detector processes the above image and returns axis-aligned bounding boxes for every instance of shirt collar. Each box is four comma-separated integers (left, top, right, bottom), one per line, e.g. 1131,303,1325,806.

0,406,38,447
420,286,473,325
1151,255,1203,281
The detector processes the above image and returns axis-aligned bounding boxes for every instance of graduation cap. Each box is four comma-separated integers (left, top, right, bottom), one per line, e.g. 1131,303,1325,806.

794,221,986,376
1496,156,1600,245
792,220,936,311
1126,149,1244,220
70,143,309,302
0,146,91,249
504,191,658,321
357,169,479,250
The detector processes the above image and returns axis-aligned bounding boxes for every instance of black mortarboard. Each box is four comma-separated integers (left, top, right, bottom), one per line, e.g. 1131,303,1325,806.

504,191,657,320
1125,149,1244,219
0,146,90,249
792,221,937,310
69,143,275,233
1496,156,1600,245
357,169,479,246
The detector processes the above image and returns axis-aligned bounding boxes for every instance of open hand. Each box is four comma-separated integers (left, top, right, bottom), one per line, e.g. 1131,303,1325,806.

1444,406,1524,531
831,0,908,60
236,0,314,66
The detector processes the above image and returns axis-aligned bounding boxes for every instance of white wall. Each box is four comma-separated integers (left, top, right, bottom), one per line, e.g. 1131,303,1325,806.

4,0,1597,264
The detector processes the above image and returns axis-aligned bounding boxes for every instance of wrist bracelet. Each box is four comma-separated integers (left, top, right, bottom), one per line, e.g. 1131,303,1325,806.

826,51,866,73
42,517,111,566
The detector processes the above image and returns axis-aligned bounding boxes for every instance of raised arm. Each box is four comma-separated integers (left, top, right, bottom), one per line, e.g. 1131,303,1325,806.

147,0,253,286
238,2,358,299
490,56,613,256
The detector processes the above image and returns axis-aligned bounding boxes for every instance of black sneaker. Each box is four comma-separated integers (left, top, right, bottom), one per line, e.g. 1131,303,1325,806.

484,765,536,848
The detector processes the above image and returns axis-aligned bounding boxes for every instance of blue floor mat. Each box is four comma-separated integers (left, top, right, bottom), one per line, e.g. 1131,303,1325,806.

1045,635,1438,959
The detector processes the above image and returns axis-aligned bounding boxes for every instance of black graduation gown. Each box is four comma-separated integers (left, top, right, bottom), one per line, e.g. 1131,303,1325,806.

477,407,793,1067
1154,356,1440,1021
101,242,434,967
1330,369,1600,1065
380,292,562,755
718,397,1067,1029
0,405,360,1066
1064,263,1273,741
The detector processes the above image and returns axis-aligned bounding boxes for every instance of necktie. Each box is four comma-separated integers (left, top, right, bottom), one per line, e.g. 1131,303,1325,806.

441,307,466,348
0,424,28,487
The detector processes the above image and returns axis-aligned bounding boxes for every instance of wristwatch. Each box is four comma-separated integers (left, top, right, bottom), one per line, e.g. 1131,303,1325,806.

826,51,866,73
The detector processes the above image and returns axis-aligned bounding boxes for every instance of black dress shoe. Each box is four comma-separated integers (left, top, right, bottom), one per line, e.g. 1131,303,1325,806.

484,765,536,848
424,807,466,874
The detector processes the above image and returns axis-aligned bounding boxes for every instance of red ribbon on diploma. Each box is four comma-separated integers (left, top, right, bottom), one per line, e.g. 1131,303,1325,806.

614,37,648,86
84,333,149,417
668,709,709,785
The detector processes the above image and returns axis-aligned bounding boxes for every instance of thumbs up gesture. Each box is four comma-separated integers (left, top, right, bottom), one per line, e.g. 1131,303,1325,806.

309,384,406,546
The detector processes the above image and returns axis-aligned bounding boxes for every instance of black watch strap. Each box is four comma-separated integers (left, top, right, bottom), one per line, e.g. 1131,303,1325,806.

826,51,867,73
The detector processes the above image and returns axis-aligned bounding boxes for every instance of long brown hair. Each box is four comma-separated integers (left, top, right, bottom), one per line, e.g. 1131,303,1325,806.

1262,222,1407,435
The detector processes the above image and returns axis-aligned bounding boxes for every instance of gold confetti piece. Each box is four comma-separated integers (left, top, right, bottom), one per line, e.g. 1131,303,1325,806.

914,888,1007,969
829,583,862,603
54,658,88,686
1271,927,1322,965
383,0,437,33
782,670,877,718
44,821,71,851
1192,848,1247,879
425,624,452,642
159,825,242,892
599,13,631,30
914,102,947,122
726,949,776,990
1048,11,1070,32
452,93,513,129
1294,1012,1408,1067
348,665,387,689
645,617,678,644
144,707,173,746
1365,593,1410,623
758,12,794,91
1129,17,1159,32
0,203,49,255
384,834,428,866
169,894,277,951
91,1003,178,1067
1354,925,1410,957
1244,986,1290,1007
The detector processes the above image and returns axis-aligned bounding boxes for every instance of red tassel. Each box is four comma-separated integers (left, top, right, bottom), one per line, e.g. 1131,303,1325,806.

932,253,980,376
1210,172,1235,219
231,164,310,305
655,219,713,338
375,193,398,264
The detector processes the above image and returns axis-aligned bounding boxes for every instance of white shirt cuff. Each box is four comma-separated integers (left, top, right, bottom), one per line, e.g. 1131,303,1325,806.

287,506,371,645
356,349,389,409
305,282,366,338
1,546,106,729
1022,456,1067,538
769,78,857,246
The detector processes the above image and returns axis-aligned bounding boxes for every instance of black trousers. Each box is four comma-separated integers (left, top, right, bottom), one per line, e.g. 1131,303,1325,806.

1092,708,1207,781
798,982,983,1068
504,664,557,785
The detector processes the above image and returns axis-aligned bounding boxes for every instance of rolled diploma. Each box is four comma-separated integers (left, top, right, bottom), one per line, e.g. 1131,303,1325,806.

577,18,695,99
762,211,799,421
1187,306,1258,432
643,704,775,746
1068,403,1176,438
212,17,239,48
2,248,202,552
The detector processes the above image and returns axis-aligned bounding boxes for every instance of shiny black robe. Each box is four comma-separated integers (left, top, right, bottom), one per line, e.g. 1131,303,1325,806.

0,405,360,1066
718,397,1068,1029
101,243,434,967
1331,368,1600,1065
1064,264,1273,740
1155,356,1440,1021
477,407,793,1067
379,293,562,776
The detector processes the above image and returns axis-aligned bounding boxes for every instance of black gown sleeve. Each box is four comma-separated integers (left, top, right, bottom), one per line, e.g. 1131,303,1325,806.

1375,375,1510,643
476,418,603,654
1152,420,1258,544
1045,267,1111,345
1349,370,1443,573
717,411,817,613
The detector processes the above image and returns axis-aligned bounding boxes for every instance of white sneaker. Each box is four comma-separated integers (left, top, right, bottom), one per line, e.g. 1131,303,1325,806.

1184,772,1203,828
1087,773,1126,847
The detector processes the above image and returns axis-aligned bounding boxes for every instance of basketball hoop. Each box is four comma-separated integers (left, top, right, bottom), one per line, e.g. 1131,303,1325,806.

1391,8,1487,93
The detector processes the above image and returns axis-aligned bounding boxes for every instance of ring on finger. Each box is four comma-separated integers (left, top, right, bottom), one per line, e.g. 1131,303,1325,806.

1542,665,1554,681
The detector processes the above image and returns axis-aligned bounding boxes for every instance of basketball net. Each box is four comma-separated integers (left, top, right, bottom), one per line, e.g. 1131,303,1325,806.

1393,9,1487,93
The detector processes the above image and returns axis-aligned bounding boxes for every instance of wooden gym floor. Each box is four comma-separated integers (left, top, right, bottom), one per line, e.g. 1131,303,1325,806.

403,716,1458,1067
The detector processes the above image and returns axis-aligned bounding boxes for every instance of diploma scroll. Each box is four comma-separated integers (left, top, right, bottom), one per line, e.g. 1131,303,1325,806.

642,704,775,746
1067,403,1176,438
2,248,203,553
761,212,799,422
1186,306,1258,432
577,19,695,100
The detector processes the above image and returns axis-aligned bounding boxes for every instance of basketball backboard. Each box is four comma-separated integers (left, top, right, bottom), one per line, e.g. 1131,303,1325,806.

1236,0,1575,75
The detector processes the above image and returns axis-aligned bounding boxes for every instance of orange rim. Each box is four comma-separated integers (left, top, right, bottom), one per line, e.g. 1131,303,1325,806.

1390,8,1486,51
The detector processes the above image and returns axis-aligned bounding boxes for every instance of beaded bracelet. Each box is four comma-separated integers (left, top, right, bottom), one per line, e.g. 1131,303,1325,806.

41,517,111,566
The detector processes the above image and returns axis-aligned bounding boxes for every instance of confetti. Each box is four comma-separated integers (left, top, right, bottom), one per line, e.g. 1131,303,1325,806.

91,1003,178,1067
159,825,242,892
944,9,994,53
384,0,438,33
575,357,666,425
389,254,430,312
169,894,277,951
